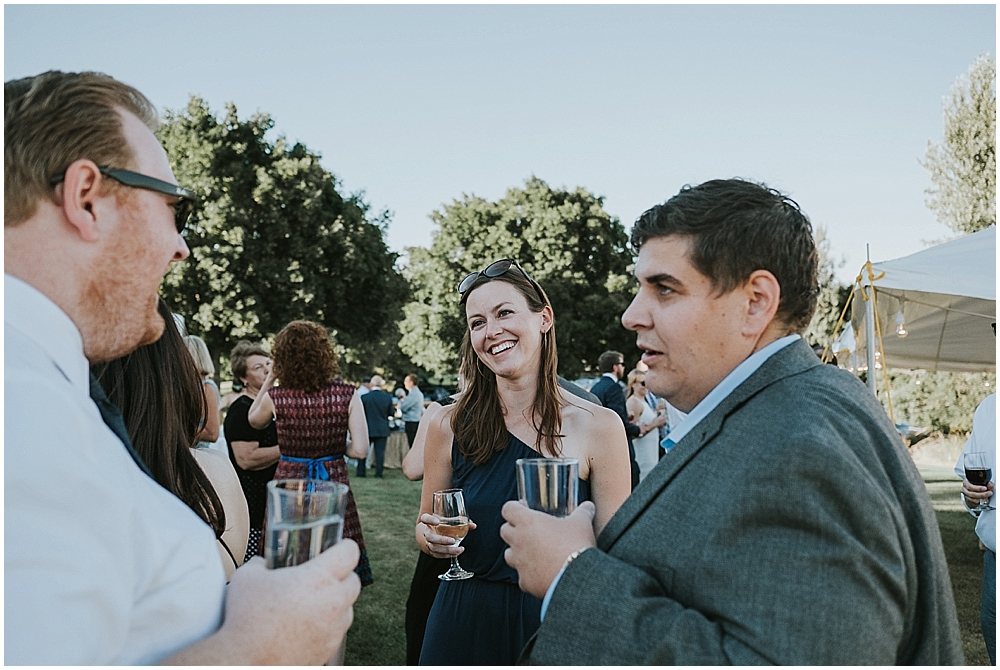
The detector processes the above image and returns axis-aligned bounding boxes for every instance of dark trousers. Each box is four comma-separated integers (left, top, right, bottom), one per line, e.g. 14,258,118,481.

356,436,387,477
626,438,639,490
405,421,420,447
405,552,450,665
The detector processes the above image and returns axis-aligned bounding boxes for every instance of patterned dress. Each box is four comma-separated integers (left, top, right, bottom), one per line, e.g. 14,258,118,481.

270,380,373,586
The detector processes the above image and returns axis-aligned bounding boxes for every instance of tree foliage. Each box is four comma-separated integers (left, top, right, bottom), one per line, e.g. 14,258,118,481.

922,53,996,234
157,98,408,381
398,177,639,380
803,225,850,348
889,370,995,434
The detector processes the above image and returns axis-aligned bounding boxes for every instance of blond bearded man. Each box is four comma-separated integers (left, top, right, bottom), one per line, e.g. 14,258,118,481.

5,71,359,665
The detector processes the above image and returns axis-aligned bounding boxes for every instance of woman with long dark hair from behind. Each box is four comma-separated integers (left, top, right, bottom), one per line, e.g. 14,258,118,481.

415,259,631,665
92,299,249,579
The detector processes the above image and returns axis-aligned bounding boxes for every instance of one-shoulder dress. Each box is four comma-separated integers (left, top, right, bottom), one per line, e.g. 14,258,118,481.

419,433,590,665
270,380,373,586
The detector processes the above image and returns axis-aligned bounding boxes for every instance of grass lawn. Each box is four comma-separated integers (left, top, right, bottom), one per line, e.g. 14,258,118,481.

345,467,991,665
346,469,423,666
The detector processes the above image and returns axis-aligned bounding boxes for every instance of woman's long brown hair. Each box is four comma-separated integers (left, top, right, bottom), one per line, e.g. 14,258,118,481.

92,299,226,538
453,266,564,465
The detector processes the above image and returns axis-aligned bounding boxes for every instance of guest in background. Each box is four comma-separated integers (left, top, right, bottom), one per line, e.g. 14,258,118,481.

93,299,249,579
224,341,279,562
247,320,373,589
625,369,661,482
184,334,221,447
591,351,662,488
400,373,425,448
358,376,373,396
358,375,395,478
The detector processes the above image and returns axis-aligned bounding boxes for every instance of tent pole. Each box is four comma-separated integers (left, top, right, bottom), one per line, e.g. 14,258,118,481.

864,245,877,396
865,284,878,395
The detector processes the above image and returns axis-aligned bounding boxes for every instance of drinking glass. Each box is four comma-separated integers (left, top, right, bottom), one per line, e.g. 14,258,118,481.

433,488,474,581
516,457,579,517
265,479,349,569
963,453,995,511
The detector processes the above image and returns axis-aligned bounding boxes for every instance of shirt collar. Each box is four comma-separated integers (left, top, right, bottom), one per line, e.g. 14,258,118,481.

5,274,90,394
602,372,619,381
663,334,801,449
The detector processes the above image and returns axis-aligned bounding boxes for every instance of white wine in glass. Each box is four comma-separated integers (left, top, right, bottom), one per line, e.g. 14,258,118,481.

433,488,474,581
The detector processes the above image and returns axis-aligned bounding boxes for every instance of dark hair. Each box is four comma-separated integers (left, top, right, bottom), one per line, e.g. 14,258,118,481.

598,350,624,374
91,299,225,538
272,320,339,393
230,340,270,384
453,265,563,465
405,373,419,385
631,179,819,333
5,70,159,227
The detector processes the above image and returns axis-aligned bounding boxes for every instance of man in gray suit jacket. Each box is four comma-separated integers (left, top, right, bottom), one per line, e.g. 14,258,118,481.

501,179,963,664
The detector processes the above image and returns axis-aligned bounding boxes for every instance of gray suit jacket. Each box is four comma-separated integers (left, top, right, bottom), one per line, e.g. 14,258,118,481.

525,339,963,665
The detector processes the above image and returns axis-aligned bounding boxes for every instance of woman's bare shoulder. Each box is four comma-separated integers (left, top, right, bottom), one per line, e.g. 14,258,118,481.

428,403,457,434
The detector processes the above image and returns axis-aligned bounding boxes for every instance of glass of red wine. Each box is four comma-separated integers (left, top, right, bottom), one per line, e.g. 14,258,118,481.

963,452,994,511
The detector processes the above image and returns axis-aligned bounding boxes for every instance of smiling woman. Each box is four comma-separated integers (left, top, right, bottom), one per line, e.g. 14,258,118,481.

412,258,631,665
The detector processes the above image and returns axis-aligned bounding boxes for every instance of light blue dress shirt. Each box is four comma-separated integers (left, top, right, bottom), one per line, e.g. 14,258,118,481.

539,334,801,620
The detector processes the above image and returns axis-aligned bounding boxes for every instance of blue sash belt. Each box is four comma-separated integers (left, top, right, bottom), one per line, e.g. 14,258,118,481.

279,454,343,481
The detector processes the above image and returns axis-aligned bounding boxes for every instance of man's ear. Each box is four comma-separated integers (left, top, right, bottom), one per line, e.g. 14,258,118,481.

742,269,781,336
57,159,105,243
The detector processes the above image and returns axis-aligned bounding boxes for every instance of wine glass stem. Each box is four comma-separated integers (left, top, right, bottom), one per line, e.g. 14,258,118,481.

451,556,461,571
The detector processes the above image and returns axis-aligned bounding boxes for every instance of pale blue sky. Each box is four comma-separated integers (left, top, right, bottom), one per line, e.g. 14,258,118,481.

6,4,995,283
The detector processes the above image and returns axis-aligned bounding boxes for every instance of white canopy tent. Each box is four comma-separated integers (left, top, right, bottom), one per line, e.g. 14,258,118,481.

848,226,996,374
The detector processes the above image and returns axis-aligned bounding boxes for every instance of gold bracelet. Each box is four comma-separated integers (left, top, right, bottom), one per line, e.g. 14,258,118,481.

562,547,591,572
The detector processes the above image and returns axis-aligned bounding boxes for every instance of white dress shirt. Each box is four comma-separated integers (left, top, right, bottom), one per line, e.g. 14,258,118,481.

954,393,996,553
4,275,225,664
541,334,800,619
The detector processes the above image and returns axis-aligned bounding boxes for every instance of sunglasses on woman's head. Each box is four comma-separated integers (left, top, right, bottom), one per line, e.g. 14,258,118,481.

458,258,545,304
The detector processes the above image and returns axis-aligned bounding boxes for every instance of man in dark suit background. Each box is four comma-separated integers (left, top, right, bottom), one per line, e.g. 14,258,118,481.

590,351,665,489
358,375,394,478
501,179,962,664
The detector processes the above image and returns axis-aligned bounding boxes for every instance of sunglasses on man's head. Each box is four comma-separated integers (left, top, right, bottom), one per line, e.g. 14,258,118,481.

50,166,197,233
458,258,545,304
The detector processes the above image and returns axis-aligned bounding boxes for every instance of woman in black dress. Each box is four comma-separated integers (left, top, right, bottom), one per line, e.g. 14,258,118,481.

223,340,279,562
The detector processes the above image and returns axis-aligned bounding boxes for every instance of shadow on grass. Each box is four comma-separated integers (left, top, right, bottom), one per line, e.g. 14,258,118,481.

937,509,991,665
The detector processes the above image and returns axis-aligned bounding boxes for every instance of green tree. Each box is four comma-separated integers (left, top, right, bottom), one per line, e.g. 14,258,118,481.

922,53,996,234
889,369,995,434
398,177,638,379
803,225,850,349
157,97,409,381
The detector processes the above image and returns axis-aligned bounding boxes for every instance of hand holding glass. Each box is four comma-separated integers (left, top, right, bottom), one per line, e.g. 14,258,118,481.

963,452,994,511
432,489,474,581
516,457,579,517
265,479,349,569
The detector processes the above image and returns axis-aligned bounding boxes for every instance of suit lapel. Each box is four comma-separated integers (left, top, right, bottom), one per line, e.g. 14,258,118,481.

597,339,822,550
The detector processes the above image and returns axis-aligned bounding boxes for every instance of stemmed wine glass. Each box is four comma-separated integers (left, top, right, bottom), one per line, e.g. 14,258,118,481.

433,489,474,581
963,452,995,511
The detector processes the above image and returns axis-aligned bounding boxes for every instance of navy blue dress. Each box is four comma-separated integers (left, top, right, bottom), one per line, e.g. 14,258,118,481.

419,433,591,666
